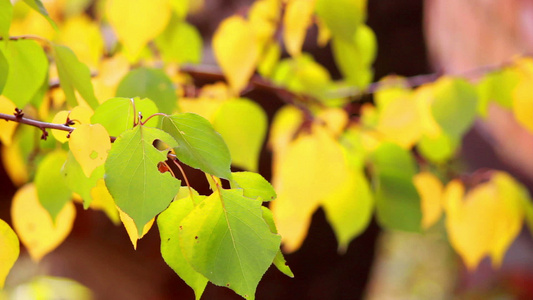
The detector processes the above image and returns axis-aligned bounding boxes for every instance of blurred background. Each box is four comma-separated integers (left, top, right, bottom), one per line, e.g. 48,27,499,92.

1,0,533,299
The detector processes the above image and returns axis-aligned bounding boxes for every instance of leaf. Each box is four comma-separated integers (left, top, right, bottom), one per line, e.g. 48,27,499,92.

34,150,72,222
0,40,48,108
322,169,373,252
0,1,12,40
331,25,376,88
155,18,202,65
0,96,17,146
51,106,93,143
212,98,267,172
0,51,7,94
476,68,518,117
11,183,76,262
22,0,58,30
179,189,281,300
213,16,259,94
370,142,421,232
89,179,120,225
231,171,276,202
57,15,104,68
157,189,208,300
62,151,104,209
69,124,111,177
52,44,99,109
105,0,171,60
160,113,231,179
315,0,366,41
430,77,478,140
271,124,349,252
117,206,154,250
269,105,304,161
91,97,159,137
260,206,294,278
0,218,19,289
116,67,177,114
283,0,315,57
104,125,181,235
417,132,458,163
413,172,443,229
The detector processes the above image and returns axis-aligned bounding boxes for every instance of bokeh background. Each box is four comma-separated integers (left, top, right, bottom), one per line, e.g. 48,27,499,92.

1,0,533,299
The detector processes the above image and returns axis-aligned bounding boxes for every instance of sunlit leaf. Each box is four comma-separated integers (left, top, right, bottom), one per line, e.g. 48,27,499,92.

160,113,231,179
260,206,294,278
57,14,104,68
91,97,158,137
430,77,477,140
213,16,259,94
22,0,58,30
117,206,154,250
93,54,130,102
376,90,421,148
317,107,349,137
105,125,181,235
231,171,276,201
105,0,171,60
315,0,366,41
212,98,267,172
69,124,111,178
0,51,7,94
155,18,202,65
0,218,19,289
179,189,280,299
52,44,99,109
34,150,72,222
0,96,17,146
1,40,48,108
51,106,93,143
62,151,104,209
370,142,421,232
116,67,177,114
413,172,443,229
11,183,75,262
271,124,349,252
269,105,304,162
417,132,458,163
89,179,120,225
476,68,518,117
283,0,315,57
158,189,208,300
0,1,12,40
257,42,281,78
322,169,373,252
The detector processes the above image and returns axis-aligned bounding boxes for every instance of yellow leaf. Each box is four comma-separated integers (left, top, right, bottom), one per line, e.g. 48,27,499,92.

413,172,443,229
414,85,441,138
1,138,28,187
179,98,224,122
316,16,331,47
69,124,111,177
57,14,104,68
283,0,316,57
105,0,171,61
51,106,93,143
271,124,349,252
316,107,348,137
93,54,130,102
0,96,17,146
90,179,120,225
512,58,533,133
249,0,280,49
11,184,76,262
117,207,154,250
0,219,19,289
213,16,259,94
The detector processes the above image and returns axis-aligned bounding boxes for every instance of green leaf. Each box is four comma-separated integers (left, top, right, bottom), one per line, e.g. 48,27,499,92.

212,98,267,172
62,151,104,209
105,125,181,235
322,169,373,252
260,206,294,278
155,18,202,65
231,171,276,201
160,113,232,179
315,0,365,41
331,25,376,88
476,68,519,117
370,142,421,232
179,189,281,299
0,50,8,94
169,0,190,19
0,0,13,39
22,0,58,30
0,40,48,108
417,133,459,163
430,78,477,140
52,44,98,109
0,218,19,289
35,150,72,222
91,97,159,137
116,67,177,114
157,188,208,300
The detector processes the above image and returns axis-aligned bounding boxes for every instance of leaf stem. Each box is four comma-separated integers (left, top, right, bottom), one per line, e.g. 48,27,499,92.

141,113,168,126
169,154,194,201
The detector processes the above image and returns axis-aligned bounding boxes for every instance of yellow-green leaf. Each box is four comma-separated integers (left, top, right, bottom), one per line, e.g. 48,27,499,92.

69,124,111,178
283,0,315,57
0,218,19,289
